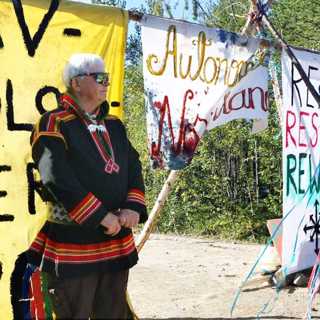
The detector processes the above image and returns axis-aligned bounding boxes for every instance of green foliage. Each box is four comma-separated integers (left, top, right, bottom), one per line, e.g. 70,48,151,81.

154,108,282,241
206,0,249,30
271,0,320,50
147,0,164,16
122,0,318,242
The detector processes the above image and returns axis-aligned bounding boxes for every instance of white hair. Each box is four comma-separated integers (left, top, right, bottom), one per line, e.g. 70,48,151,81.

63,53,106,88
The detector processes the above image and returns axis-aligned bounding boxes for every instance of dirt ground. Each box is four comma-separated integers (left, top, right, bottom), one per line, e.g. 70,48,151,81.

128,234,320,320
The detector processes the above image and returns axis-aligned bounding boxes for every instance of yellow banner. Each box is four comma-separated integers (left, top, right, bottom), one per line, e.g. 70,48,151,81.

0,0,128,317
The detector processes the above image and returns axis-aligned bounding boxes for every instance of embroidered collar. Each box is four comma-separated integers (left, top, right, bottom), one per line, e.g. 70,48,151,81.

59,93,119,174
60,93,109,123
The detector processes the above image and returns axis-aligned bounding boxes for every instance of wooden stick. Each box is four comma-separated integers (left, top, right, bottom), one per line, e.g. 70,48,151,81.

261,12,320,107
241,1,256,36
270,65,283,124
128,10,182,254
247,0,283,125
135,1,266,255
136,170,180,253
128,8,282,51
134,0,284,255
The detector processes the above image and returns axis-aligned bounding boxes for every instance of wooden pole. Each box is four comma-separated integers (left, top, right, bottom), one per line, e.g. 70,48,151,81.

270,65,283,124
128,8,283,51
231,4,276,316
261,11,320,107
126,10,182,253
134,1,272,255
136,170,180,252
241,1,256,36
246,0,283,124
134,0,260,254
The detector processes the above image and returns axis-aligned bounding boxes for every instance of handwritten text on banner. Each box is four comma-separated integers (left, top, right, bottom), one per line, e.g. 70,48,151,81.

282,47,320,274
142,15,269,170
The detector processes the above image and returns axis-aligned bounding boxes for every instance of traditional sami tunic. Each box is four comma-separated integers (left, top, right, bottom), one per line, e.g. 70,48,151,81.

26,94,148,278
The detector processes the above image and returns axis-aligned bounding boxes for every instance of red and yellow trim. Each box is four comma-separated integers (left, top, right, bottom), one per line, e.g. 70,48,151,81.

32,110,75,148
30,233,136,264
69,193,102,224
126,188,145,206
29,232,47,253
32,132,67,148
47,110,76,132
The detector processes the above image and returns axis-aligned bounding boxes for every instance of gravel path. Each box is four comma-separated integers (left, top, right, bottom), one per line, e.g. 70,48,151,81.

128,234,320,319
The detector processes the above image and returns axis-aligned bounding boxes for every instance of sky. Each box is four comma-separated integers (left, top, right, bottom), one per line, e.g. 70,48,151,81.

126,0,144,10
73,0,195,37
74,0,194,22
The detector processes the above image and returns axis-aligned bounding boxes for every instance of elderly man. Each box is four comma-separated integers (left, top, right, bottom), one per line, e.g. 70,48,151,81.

26,53,147,319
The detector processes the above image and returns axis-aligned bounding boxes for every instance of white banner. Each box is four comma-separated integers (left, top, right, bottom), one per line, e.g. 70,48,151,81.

142,15,269,169
282,47,320,273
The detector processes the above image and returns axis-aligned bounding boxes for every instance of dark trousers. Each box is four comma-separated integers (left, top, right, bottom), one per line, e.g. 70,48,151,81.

46,269,129,319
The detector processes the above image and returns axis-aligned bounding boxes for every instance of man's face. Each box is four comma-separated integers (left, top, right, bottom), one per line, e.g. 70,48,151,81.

74,72,110,107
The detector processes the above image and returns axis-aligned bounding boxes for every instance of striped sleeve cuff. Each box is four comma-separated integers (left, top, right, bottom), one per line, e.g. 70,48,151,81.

126,188,145,206
124,189,148,223
69,193,105,226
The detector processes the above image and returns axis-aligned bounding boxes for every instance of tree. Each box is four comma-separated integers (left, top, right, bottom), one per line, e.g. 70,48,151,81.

103,0,320,240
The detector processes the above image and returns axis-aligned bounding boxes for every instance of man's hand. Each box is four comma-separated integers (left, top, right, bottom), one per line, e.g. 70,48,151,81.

100,212,121,236
118,209,139,229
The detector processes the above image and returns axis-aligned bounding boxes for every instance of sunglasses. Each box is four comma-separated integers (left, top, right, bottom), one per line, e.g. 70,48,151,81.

75,72,110,86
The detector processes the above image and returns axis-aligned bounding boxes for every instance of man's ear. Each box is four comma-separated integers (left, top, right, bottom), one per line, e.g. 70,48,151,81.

70,78,81,92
